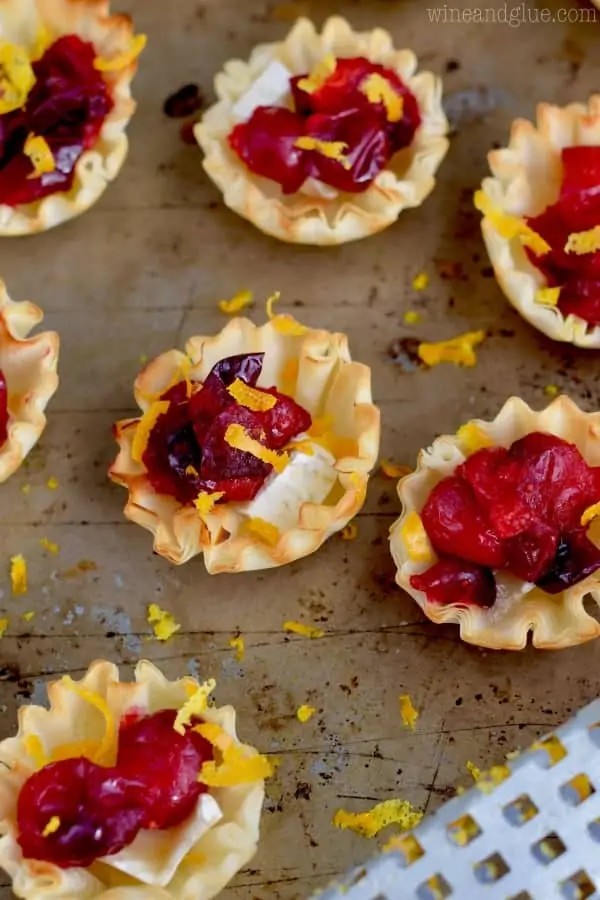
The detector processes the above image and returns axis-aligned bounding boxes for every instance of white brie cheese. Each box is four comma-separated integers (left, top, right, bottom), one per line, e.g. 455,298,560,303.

239,440,337,532
101,793,222,887
232,60,293,122
300,177,339,200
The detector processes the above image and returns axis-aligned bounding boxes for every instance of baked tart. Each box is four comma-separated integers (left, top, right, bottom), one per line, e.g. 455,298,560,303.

195,16,449,245
476,95,600,345
0,660,268,899
110,310,380,570
0,279,58,482
390,395,600,650
0,0,145,235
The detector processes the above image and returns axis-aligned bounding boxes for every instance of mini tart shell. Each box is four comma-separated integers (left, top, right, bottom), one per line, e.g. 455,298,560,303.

389,395,600,651
109,316,380,571
0,279,58,481
0,660,265,900
194,15,449,246
477,95,600,346
0,0,141,236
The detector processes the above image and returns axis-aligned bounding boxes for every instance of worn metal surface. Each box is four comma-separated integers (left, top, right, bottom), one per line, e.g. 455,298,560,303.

0,1,599,898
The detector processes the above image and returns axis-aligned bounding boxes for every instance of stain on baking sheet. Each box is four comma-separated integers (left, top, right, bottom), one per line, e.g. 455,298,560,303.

443,86,512,129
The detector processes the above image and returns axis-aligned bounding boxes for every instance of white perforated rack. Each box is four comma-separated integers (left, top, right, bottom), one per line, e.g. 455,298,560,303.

312,698,600,900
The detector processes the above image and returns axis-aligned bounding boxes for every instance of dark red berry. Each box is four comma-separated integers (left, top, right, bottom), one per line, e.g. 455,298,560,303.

116,709,213,830
411,557,496,608
421,474,505,567
228,106,308,194
163,83,204,119
17,758,147,867
0,36,113,207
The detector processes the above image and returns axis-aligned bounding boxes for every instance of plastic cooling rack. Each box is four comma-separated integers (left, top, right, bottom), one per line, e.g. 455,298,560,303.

312,699,600,899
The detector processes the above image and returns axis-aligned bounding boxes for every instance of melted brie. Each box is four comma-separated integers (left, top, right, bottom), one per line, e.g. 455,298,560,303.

239,440,336,532
232,60,293,122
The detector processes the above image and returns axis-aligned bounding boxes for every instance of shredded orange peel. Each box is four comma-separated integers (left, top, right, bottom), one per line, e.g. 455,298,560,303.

0,619,8,639
173,679,216,734
296,704,316,723
218,289,254,314
474,190,550,256
466,760,482,782
535,286,561,307
39,537,59,555
196,721,277,787
227,379,276,411
400,512,434,564
229,636,245,661
225,423,289,473
147,603,181,642
380,459,412,479
399,694,418,731
456,422,494,455
94,33,147,72
10,554,27,595
294,136,351,169
284,620,324,639
24,134,55,177
412,272,429,291
334,799,423,838
360,73,403,123
132,401,170,463
418,330,486,368
246,517,281,546
265,291,309,336
582,502,600,528
0,43,35,115
297,53,336,93
564,226,600,255
42,816,61,837
194,491,225,516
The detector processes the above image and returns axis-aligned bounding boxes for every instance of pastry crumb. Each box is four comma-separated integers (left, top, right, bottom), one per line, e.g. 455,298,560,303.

147,603,181,642
20,484,31,495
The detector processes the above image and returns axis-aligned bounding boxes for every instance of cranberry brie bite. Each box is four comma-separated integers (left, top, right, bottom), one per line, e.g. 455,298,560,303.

0,661,269,900
476,95,600,345
0,278,58,481
390,396,600,650
110,312,380,570
0,0,145,235
195,16,448,245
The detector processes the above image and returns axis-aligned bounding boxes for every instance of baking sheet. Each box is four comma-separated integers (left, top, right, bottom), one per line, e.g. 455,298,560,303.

0,0,599,897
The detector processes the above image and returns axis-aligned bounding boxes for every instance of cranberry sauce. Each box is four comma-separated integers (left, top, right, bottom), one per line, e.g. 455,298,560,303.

142,352,311,505
526,146,600,325
0,36,113,207
410,432,600,607
228,56,421,194
17,709,214,868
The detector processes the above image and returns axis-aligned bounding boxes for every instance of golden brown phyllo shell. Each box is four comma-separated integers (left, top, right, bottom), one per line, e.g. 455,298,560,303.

390,395,600,650
195,15,449,245
110,315,380,571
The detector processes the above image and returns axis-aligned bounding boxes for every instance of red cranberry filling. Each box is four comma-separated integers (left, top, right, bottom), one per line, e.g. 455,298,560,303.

525,146,600,325
228,56,421,194
0,368,8,446
0,36,113,207
141,352,312,505
410,432,600,608
17,709,214,868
